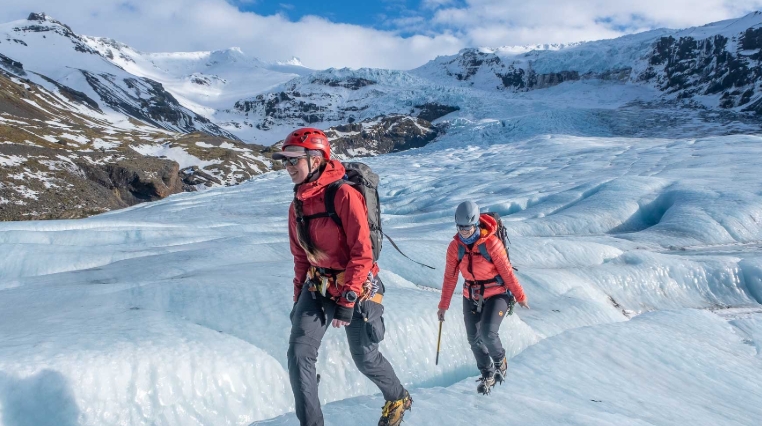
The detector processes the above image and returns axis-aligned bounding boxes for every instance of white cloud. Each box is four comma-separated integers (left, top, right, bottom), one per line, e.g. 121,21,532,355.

430,0,762,47
1,0,761,70
422,0,456,9
0,0,464,69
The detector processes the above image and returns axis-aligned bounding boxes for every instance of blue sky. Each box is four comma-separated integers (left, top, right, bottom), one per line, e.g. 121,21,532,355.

3,0,762,69
238,0,411,27
231,0,466,36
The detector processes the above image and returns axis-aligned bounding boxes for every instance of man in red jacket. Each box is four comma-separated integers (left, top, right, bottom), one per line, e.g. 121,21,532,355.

274,128,411,426
437,201,530,394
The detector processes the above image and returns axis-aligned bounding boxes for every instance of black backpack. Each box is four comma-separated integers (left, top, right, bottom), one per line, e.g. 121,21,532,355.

457,212,516,270
316,162,434,269
321,162,383,261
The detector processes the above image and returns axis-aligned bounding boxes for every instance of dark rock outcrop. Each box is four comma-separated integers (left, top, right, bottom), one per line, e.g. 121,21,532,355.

438,49,632,91
637,32,762,112
76,156,184,204
180,166,222,187
0,144,185,220
235,90,337,130
310,77,376,90
427,16,762,114
0,54,25,76
325,115,439,157
415,103,460,122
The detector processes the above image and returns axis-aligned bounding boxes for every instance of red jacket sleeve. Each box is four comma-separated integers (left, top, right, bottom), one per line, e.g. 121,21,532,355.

333,185,373,308
486,236,526,303
288,202,310,302
438,240,461,310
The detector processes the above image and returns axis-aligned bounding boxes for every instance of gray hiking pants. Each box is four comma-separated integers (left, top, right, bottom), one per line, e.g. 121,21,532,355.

462,293,513,375
288,285,405,426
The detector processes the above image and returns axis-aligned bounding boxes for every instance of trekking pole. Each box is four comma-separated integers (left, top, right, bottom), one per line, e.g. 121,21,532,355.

435,320,443,365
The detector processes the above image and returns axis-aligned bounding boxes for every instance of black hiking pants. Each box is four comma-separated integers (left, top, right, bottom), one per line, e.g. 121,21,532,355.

462,293,513,375
288,284,405,426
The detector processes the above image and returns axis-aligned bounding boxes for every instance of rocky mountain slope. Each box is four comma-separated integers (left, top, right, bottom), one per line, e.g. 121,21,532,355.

2,13,237,138
0,66,271,220
41,10,762,145
1,13,447,221
412,12,762,116
223,12,762,150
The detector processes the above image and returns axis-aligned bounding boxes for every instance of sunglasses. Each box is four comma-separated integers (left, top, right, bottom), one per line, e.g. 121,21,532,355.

457,224,475,231
280,156,306,167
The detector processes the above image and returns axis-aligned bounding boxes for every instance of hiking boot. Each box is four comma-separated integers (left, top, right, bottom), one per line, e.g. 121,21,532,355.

476,371,496,395
378,389,413,426
493,357,508,384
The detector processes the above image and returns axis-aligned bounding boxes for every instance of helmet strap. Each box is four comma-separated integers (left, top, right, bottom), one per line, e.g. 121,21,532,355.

305,151,321,182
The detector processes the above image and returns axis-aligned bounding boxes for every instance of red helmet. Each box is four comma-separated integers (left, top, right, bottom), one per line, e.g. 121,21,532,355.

274,127,330,160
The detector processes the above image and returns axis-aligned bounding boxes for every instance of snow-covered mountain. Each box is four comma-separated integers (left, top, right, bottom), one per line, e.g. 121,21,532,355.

81,37,311,120
9,11,762,144
235,11,762,141
227,68,459,139
0,13,299,219
4,11,762,221
413,12,762,114
1,13,239,138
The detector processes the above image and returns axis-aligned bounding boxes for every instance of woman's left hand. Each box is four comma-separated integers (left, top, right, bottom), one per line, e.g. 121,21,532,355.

332,319,350,328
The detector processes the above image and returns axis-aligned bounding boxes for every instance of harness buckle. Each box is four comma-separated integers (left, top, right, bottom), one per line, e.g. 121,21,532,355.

307,266,383,306
464,276,505,314
307,266,349,302
474,292,485,314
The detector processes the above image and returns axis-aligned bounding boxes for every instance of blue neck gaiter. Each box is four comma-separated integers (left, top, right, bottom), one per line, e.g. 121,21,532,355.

458,227,480,245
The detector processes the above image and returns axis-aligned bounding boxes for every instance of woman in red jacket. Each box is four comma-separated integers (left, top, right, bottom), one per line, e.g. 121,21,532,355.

274,128,411,426
437,201,529,395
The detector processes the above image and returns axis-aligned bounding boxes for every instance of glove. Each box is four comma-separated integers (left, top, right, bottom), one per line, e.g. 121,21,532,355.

334,305,354,324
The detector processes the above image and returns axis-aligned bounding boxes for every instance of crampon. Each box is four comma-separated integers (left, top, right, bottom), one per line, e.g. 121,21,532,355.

378,389,413,426
476,373,496,395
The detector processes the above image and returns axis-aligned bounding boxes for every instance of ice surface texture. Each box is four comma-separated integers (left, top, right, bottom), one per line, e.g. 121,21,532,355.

2,127,762,424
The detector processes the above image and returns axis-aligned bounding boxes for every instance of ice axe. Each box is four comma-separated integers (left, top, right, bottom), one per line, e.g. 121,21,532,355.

435,320,443,365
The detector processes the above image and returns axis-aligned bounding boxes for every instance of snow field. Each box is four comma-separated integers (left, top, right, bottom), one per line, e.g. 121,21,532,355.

3,12,762,424
259,309,762,426
1,129,762,425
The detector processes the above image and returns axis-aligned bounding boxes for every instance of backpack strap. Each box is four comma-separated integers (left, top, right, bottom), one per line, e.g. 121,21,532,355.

477,237,518,271
477,282,487,313
452,244,466,277
477,242,492,263
304,177,437,270
322,180,345,228
300,180,345,227
383,232,435,270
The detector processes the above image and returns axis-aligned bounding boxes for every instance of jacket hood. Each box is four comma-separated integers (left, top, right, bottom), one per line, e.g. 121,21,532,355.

454,213,497,246
295,159,346,200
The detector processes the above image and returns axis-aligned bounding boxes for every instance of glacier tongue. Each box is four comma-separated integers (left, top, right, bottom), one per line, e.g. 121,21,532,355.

2,127,762,424
257,309,762,426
